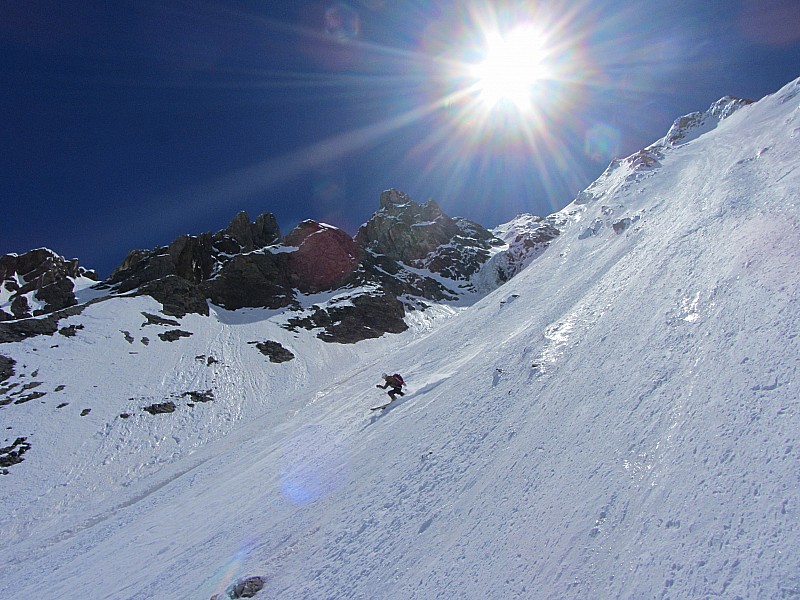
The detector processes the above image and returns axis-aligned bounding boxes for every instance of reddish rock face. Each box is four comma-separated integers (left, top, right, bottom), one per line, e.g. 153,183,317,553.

286,221,361,293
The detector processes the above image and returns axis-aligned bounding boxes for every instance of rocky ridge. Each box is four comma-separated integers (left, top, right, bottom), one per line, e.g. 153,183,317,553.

0,94,751,344
570,94,753,239
1,190,557,344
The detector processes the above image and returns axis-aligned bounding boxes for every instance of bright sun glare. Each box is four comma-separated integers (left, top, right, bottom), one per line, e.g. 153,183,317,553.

470,25,551,112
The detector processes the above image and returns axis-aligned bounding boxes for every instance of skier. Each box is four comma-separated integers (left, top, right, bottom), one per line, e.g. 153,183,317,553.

376,372,405,401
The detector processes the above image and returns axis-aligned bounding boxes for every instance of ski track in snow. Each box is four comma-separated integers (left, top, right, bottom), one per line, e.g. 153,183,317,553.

1,78,799,599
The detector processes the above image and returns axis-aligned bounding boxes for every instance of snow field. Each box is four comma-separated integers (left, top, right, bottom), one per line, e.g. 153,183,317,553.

0,77,798,599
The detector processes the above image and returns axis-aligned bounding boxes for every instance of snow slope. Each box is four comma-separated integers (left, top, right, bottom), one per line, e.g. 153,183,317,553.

1,77,799,599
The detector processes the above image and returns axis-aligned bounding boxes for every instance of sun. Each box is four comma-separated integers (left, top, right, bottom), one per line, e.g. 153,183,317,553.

470,25,552,112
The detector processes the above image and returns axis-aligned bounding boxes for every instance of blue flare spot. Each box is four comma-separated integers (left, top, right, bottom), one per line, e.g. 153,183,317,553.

585,123,621,163
325,2,360,42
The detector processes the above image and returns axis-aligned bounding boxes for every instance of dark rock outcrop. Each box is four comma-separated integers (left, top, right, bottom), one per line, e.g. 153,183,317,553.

249,341,295,363
356,189,461,262
0,301,95,343
105,211,299,314
59,324,84,337
6,190,556,344
355,189,502,285
210,575,266,599
182,390,214,402
205,251,293,311
106,210,282,313
0,436,31,470
143,401,177,415
108,211,281,293
139,276,209,318
0,249,99,321
102,193,549,342
0,355,14,384
285,293,408,343
158,329,193,342
141,312,181,327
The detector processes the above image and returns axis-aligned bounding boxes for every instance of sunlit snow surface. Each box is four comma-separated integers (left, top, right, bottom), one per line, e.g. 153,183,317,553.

1,78,799,599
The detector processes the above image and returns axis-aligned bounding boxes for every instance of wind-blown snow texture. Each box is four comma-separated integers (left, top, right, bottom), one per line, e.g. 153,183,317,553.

1,78,799,599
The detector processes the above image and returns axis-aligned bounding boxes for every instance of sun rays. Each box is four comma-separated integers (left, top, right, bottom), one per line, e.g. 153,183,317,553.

153,1,598,230
469,24,553,112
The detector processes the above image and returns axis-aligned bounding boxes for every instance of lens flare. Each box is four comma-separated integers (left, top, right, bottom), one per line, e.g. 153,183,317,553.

585,122,621,163
280,424,351,505
205,540,257,599
398,2,594,216
148,1,599,234
325,2,360,42
471,25,552,112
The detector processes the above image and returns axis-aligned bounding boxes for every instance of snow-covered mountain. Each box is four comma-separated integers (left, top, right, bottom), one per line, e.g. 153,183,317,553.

2,188,556,345
1,76,799,599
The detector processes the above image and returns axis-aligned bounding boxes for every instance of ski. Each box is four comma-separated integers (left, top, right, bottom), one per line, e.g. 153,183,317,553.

370,394,408,411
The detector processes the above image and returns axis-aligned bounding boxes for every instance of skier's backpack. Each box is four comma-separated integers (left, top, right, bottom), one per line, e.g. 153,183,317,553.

393,373,404,386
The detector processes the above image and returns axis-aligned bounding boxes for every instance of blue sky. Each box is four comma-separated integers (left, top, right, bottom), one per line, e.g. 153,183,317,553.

2,0,799,276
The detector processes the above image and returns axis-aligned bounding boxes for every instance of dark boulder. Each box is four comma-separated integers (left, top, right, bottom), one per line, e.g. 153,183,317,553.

157,329,193,342
0,437,31,469
182,390,214,402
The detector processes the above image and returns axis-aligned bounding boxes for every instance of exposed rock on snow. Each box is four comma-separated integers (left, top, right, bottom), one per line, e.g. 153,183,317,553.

249,340,295,363
0,302,92,343
205,251,295,312
103,193,514,341
157,329,193,342
0,436,31,472
142,401,177,415
106,210,283,312
0,355,14,383
58,324,84,337
482,215,561,289
210,575,266,599
141,312,181,327
284,292,408,343
0,248,98,321
138,275,209,318
182,390,214,403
